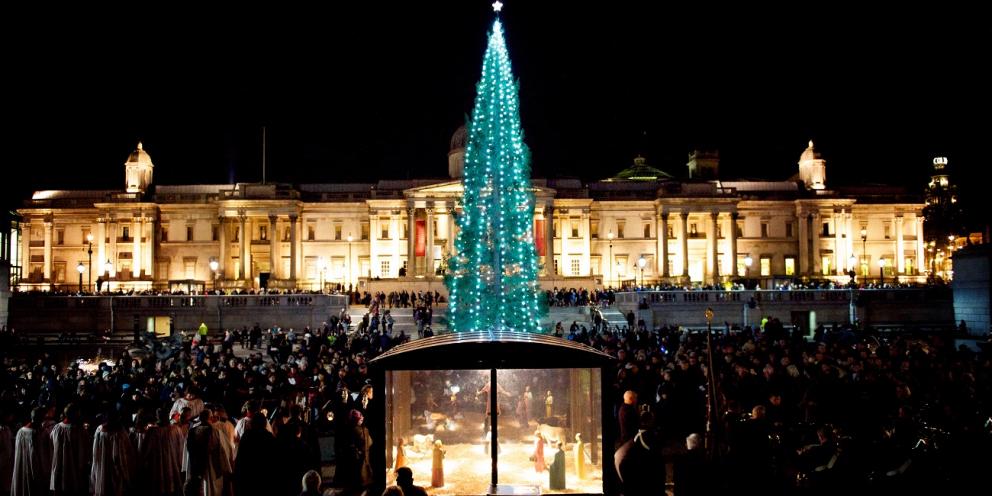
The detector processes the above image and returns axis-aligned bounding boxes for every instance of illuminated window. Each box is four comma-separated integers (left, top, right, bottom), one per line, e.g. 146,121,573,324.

259,225,267,241
590,220,599,239
382,223,390,240
822,256,832,276
571,258,580,276
617,221,625,239
760,257,771,276
571,220,579,238
381,259,390,277
689,223,698,237
785,257,795,276
361,222,369,241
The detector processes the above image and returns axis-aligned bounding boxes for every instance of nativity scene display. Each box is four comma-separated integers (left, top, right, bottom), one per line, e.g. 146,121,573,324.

383,368,603,494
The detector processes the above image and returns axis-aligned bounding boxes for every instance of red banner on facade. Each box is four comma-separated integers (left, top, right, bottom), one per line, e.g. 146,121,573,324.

534,219,546,256
415,220,426,256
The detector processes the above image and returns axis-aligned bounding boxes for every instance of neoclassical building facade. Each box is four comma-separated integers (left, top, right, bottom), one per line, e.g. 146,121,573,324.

13,134,927,292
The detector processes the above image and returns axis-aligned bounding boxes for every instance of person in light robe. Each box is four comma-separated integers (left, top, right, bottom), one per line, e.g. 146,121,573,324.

12,408,48,496
50,403,90,496
184,408,231,496
90,410,135,496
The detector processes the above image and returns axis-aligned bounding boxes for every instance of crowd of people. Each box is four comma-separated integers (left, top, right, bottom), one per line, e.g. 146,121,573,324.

2,298,990,495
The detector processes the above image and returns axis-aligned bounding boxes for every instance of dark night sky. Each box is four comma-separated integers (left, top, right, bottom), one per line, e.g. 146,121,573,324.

5,3,987,226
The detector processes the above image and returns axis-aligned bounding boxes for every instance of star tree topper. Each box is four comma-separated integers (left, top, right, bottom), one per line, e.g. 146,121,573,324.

492,1,503,12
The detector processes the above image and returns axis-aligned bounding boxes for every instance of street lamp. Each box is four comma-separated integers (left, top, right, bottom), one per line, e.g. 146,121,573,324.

104,260,113,292
744,255,753,278
860,228,868,277
317,257,327,293
848,255,857,273
637,255,646,288
86,232,94,291
209,259,219,290
76,262,85,292
607,231,614,288
878,258,886,285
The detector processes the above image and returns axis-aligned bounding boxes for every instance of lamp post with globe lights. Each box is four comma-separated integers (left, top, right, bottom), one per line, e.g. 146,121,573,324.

317,257,327,293
104,260,113,293
637,255,646,288
878,258,887,286
860,227,868,277
86,232,94,291
76,262,85,293
744,255,753,280
347,233,353,292
607,231,614,288
209,259,219,291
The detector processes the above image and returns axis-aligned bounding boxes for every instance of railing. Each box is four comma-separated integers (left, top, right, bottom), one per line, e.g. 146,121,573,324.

11,293,349,310
616,288,952,305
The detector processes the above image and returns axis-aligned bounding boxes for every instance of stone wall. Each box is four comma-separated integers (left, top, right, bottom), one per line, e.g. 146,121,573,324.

8,294,349,335
953,245,991,337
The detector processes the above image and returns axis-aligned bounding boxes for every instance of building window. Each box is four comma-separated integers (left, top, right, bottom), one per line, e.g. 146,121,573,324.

590,220,599,239
667,223,675,239
644,224,651,238
760,222,769,238
785,257,796,276
402,223,408,240
56,229,64,245
785,222,794,238
617,221,625,239
361,222,370,241
81,227,91,244
822,222,831,236
571,258,581,276
283,227,291,242
905,257,915,275
382,222,390,240
553,221,559,238
736,220,744,238
689,223,698,237
571,220,579,238
121,226,130,241
884,223,891,239
161,225,169,242
616,256,627,277
381,259,390,277
187,226,194,242
716,223,723,239
760,257,771,276
54,262,66,283
737,256,747,277
822,256,832,276
590,255,601,275
212,226,219,242
259,225,267,241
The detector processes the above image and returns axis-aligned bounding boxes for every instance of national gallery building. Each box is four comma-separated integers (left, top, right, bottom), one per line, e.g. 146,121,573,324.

11,130,926,293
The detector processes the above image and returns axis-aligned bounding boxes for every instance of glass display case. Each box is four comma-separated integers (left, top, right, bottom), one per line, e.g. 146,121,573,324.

371,332,615,495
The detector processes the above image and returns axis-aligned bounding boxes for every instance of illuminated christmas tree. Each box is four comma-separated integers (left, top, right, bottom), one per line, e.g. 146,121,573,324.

446,3,541,332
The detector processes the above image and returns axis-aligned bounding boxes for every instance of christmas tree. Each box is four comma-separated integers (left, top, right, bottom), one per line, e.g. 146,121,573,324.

446,4,542,333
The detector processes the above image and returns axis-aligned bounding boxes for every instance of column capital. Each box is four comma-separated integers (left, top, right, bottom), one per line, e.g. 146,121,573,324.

679,211,689,220
288,214,298,223
710,211,720,219
425,207,434,215
268,214,278,224
731,211,740,220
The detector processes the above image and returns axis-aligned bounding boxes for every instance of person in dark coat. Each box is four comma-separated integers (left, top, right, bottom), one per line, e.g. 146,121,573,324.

548,441,566,490
395,467,428,496
673,433,710,496
618,390,639,445
614,411,665,496
234,415,277,496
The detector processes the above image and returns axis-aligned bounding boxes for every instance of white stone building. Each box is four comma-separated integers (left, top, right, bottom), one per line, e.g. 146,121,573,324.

14,134,926,293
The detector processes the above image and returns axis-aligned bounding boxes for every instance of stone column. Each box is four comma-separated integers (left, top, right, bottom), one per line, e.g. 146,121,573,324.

268,214,279,279
730,212,739,277
239,214,248,281
133,216,142,278
218,216,227,280
896,215,905,274
369,212,380,277
916,216,925,274
679,212,689,277
446,204,456,255
97,219,107,276
582,211,591,276
798,210,809,275
146,218,155,280
659,211,669,277
834,212,843,275
108,220,117,277
560,211,570,276
426,207,435,276
21,222,31,280
391,214,401,279
289,215,298,283
407,207,416,276
811,212,821,274
544,203,554,275
709,211,719,283
846,212,855,271
43,220,53,281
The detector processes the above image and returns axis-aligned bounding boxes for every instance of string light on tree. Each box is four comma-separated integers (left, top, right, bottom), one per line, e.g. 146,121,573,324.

445,3,543,333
